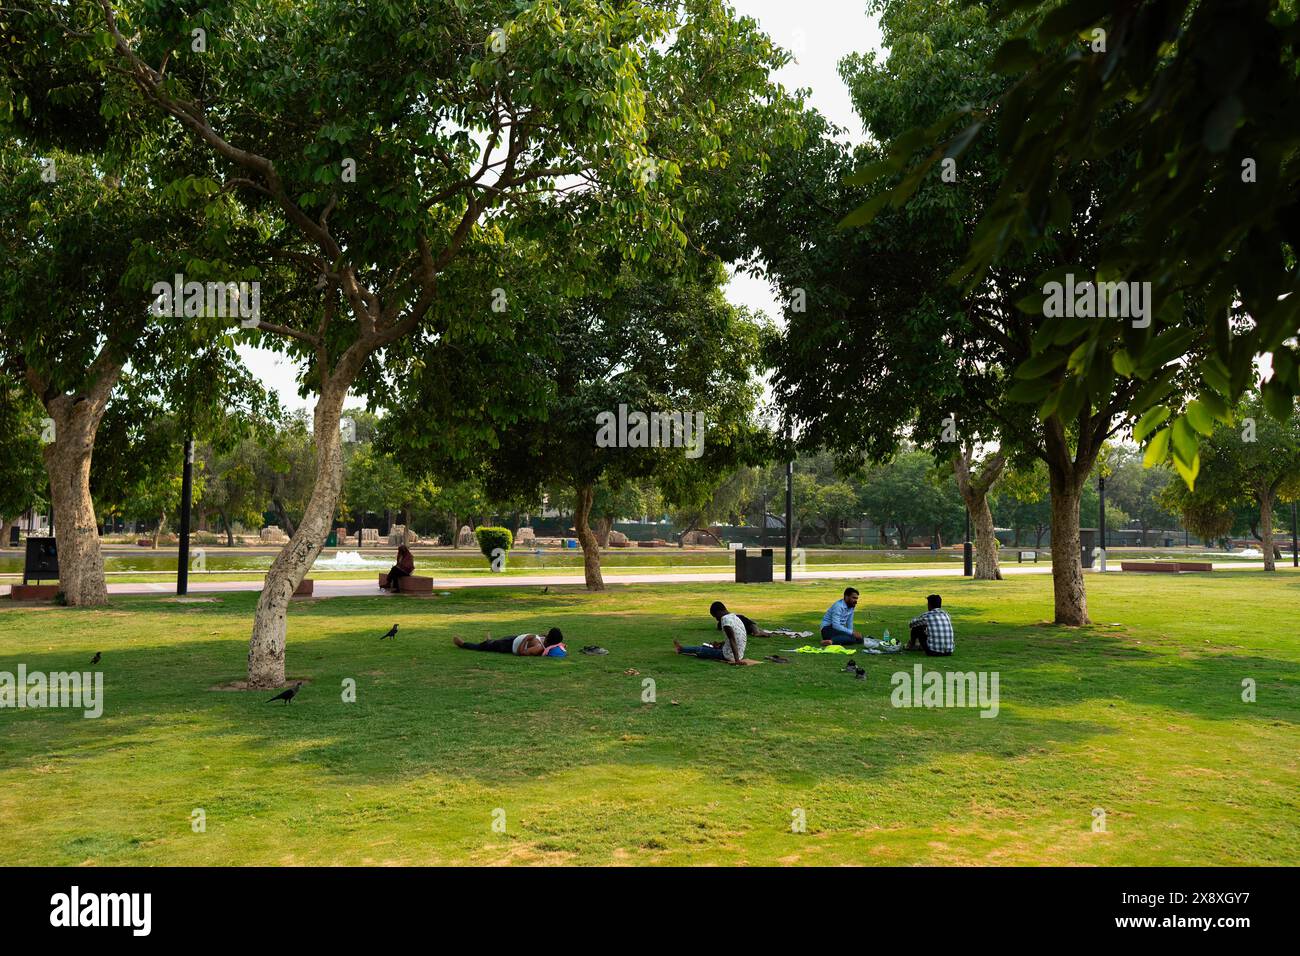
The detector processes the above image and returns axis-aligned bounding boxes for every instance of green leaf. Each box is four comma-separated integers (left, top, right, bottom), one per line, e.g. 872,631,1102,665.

1132,405,1170,442
1170,415,1199,465
1142,427,1170,468
1014,349,1068,379
838,191,890,229
1172,450,1200,489
1184,399,1215,436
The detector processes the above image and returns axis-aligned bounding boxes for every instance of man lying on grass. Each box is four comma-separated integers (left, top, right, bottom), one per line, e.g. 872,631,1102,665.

676,608,749,665
906,594,954,657
454,628,568,657
709,601,772,637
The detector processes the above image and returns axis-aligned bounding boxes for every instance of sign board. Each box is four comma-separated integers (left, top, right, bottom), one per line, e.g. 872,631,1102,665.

24,536,58,584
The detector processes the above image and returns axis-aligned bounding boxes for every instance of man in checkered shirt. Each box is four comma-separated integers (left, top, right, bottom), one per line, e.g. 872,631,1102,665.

908,594,954,656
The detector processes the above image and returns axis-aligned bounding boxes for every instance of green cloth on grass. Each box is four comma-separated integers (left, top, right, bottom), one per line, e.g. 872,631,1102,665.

788,644,856,655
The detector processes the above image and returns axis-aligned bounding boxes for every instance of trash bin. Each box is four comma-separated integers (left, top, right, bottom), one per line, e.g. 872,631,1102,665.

1080,528,1098,568
734,548,774,583
8,525,18,547
326,531,337,547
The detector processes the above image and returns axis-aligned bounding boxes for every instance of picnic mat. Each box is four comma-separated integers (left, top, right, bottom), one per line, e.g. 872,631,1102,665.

767,628,814,639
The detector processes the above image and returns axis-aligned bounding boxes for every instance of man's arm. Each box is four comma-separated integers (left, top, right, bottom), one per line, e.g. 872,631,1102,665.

519,636,545,656
723,624,743,665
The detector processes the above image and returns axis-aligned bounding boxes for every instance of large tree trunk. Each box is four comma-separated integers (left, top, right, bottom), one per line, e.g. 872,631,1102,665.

1047,465,1089,625
0,517,10,549
37,358,121,607
574,483,604,591
1259,488,1276,572
247,382,346,687
595,515,613,549
953,449,1006,580
449,513,459,548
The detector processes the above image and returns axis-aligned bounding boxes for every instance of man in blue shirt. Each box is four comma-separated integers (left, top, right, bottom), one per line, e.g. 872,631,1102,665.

821,588,863,645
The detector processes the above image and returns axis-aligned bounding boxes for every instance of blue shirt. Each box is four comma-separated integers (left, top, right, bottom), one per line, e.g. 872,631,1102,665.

821,599,855,634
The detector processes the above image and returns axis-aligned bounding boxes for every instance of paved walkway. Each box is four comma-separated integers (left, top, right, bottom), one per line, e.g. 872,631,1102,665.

1,561,1272,599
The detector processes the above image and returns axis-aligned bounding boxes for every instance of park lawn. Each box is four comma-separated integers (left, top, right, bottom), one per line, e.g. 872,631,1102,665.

0,571,1295,866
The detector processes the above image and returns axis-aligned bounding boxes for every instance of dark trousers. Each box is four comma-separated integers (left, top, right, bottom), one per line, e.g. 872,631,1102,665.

386,565,411,590
460,637,515,653
909,622,952,656
679,644,726,660
821,625,861,646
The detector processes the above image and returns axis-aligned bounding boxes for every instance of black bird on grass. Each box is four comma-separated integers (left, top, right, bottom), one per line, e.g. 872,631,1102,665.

854,665,866,680
542,586,549,595
380,624,398,640
266,681,304,704
89,652,101,665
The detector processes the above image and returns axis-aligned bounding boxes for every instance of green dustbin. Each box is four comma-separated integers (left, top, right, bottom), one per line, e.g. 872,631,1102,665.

326,531,338,547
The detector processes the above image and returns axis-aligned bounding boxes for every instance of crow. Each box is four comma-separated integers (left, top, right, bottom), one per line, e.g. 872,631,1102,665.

854,665,866,680
90,652,101,665
266,681,303,704
542,586,549,595
380,624,398,640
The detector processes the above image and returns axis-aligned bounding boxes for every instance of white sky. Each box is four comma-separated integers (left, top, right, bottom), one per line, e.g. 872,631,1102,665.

240,1,881,412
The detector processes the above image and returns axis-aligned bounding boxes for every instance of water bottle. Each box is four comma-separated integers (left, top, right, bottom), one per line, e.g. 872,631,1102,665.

883,628,891,645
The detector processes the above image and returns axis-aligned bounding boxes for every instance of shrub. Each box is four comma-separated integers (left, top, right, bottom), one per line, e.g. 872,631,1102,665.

474,526,514,569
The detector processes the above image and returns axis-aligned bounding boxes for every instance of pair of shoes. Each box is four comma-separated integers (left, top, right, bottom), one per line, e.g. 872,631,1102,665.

881,636,900,647
764,655,791,664
580,645,609,655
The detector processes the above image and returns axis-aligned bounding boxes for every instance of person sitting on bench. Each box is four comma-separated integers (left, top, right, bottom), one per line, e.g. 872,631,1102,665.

821,587,864,645
709,601,771,637
675,609,748,664
907,594,955,656
453,628,567,657
384,544,416,592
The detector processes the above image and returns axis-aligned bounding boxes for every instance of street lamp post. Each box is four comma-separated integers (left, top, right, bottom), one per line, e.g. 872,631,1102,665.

963,508,973,577
784,460,793,582
1292,501,1298,568
176,435,194,595
1098,476,1107,572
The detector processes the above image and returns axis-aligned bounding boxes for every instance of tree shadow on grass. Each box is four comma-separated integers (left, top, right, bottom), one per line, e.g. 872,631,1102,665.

0,589,1293,796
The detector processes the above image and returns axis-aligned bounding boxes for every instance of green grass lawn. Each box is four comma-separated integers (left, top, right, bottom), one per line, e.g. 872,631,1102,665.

1,571,1296,865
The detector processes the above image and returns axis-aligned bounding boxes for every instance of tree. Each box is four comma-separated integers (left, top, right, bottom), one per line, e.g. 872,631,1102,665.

34,0,794,685
1164,396,1300,570
0,147,178,603
203,437,267,547
1106,445,1176,545
0,380,46,547
410,264,768,590
846,0,1300,484
342,445,433,533
954,447,1007,579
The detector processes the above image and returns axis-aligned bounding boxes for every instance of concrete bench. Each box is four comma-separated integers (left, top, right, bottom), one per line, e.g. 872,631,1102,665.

9,584,59,601
1121,561,1213,573
378,573,433,593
